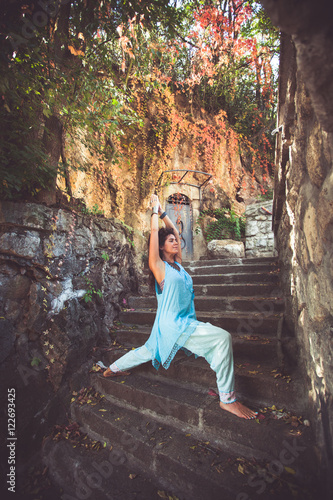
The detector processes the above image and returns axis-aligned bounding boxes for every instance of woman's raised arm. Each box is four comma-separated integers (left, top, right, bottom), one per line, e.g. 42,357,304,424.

148,194,165,284
158,208,182,264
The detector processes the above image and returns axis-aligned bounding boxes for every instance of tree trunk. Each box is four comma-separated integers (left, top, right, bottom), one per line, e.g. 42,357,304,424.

36,116,63,205
36,1,72,205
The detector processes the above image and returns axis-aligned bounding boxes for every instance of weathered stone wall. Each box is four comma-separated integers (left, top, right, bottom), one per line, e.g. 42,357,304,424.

245,200,276,258
261,0,333,478
0,201,139,464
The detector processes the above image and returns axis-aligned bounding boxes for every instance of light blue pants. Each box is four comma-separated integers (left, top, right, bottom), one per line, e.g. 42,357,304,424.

109,322,236,404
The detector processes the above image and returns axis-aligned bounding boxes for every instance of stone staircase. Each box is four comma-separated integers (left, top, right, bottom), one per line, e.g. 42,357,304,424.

43,257,323,500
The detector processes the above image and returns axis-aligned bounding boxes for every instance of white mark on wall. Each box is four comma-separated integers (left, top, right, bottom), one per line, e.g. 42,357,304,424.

49,277,86,316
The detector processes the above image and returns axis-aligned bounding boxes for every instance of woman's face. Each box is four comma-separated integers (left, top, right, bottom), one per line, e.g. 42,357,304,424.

161,234,178,256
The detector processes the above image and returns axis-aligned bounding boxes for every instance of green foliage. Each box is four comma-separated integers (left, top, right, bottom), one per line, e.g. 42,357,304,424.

31,357,41,367
0,0,185,199
0,0,278,201
0,49,55,197
79,202,104,216
118,220,135,247
197,208,246,242
196,2,279,151
101,252,110,262
83,278,103,303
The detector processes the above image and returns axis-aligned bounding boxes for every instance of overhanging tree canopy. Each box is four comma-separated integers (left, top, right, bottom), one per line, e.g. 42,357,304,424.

0,0,279,203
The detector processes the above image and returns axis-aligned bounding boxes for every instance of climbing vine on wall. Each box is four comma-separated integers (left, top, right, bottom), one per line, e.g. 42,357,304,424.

123,78,246,202
197,208,246,242
114,0,279,204
0,0,278,208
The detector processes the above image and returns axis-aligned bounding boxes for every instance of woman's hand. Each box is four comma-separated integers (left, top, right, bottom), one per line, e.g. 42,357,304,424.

150,194,164,215
150,193,159,212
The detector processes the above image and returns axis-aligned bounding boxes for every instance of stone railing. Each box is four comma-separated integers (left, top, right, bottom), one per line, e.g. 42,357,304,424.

245,200,276,258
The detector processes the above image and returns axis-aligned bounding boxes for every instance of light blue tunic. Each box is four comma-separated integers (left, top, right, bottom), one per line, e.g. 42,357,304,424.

145,261,200,369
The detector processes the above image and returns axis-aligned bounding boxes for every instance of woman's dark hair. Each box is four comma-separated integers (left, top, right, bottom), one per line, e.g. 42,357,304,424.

148,227,175,291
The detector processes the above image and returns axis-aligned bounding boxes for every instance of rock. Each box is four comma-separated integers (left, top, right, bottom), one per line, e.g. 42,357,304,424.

0,201,53,230
303,202,323,266
207,239,245,259
5,274,31,300
0,230,41,259
73,226,95,256
0,319,15,363
256,215,268,221
245,220,259,237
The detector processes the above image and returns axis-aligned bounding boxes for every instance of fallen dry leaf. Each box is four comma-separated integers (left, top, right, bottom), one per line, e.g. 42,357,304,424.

238,463,245,474
284,467,296,475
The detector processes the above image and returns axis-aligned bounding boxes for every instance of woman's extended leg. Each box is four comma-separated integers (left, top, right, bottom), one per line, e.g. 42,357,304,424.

183,322,257,419
103,345,153,377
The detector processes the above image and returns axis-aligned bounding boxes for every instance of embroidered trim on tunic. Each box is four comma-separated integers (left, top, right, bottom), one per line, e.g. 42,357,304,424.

219,390,237,403
152,322,197,371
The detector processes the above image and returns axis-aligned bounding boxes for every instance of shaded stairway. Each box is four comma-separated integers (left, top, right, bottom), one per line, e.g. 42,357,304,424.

43,257,322,500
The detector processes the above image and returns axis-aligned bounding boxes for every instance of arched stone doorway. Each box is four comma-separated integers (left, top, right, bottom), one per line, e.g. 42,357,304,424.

166,193,193,260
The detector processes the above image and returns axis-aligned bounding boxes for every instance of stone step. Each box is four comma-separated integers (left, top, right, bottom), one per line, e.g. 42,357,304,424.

128,294,284,313
114,326,279,364
86,372,315,466
69,392,318,500
42,439,169,500
100,348,305,412
119,310,283,336
139,282,281,299
142,269,280,286
70,397,240,500
44,392,321,500
184,262,279,275
57,250,322,500
192,272,280,285
183,256,279,267
193,282,281,297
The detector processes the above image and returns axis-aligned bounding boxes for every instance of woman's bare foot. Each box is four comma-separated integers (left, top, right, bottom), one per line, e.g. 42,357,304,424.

103,367,131,378
219,400,258,419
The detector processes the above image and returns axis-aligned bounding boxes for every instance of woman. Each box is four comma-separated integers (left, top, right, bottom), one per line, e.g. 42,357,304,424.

103,194,257,419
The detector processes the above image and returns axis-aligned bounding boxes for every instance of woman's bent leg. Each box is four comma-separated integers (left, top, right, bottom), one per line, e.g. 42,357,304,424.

104,345,153,376
183,322,235,402
183,322,257,419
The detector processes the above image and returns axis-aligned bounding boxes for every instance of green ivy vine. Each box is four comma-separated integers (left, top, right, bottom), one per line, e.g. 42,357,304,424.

197,208,246,242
